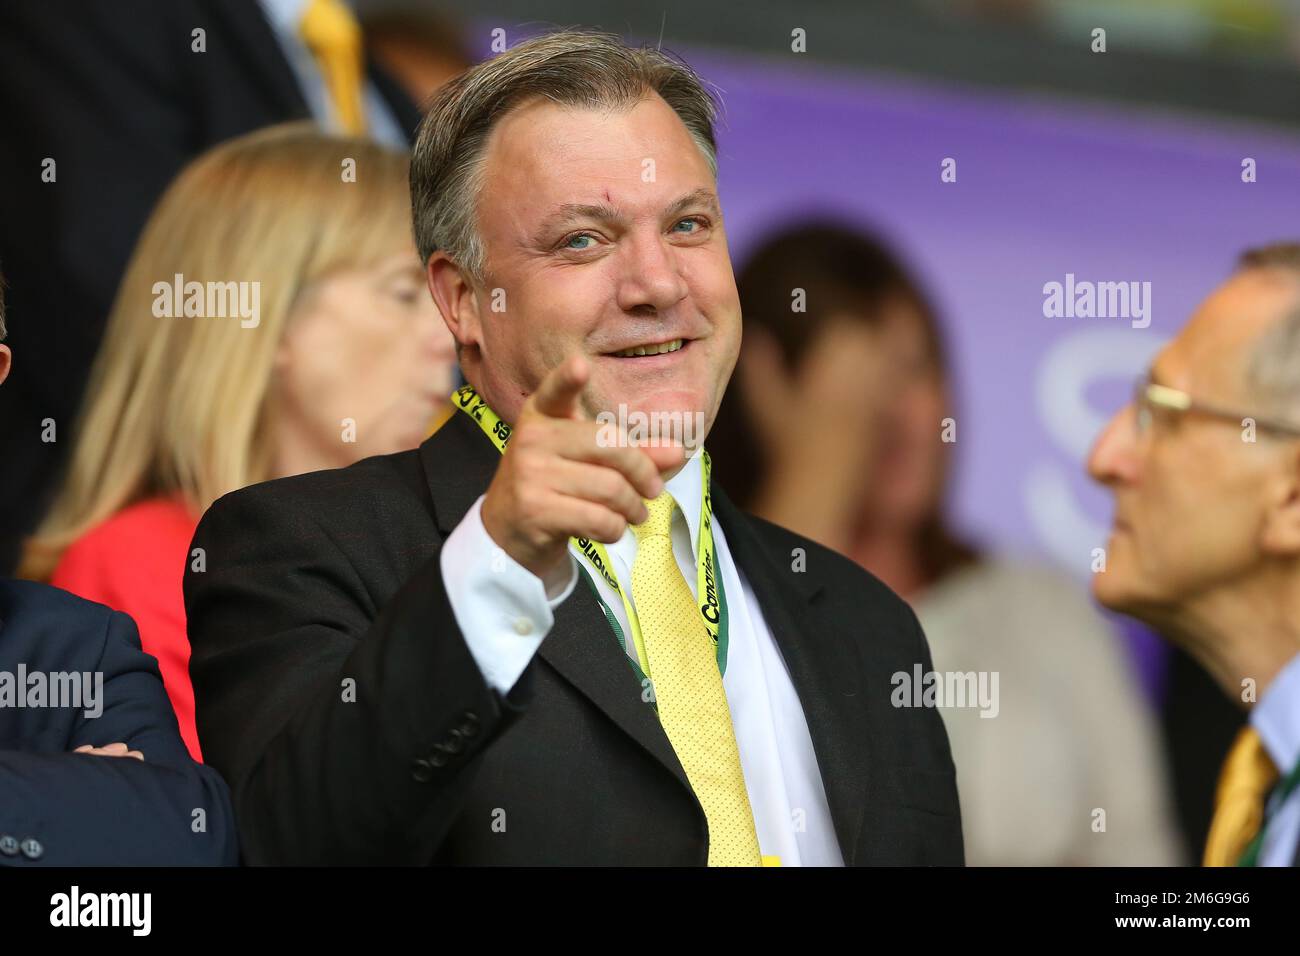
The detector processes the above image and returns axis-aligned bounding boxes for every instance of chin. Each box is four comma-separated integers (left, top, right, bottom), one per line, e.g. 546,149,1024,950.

590,386,703,421
592,396,709,450
1090,571,1128,612
1092,568,1166,623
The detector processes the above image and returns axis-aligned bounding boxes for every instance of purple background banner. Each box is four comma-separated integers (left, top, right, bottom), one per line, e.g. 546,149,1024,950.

697,48,1300,567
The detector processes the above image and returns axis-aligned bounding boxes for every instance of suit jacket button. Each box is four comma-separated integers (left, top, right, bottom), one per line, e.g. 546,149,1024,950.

19,838,43,861
458,713,480,737
410,758,435,783
442,729,466,754
428,749,450,768
0,835,17,856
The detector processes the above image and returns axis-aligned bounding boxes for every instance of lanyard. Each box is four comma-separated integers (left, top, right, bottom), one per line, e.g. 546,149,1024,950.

451,385,730,684
1237,754,1300,867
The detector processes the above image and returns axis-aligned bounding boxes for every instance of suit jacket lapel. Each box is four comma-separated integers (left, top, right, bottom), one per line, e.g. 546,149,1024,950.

419,414,693,796
420,410,498,536
711,484,874,865
540,579,693,794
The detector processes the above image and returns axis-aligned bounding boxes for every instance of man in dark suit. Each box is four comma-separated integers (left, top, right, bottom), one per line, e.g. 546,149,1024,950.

0,285,238,867
185,29,963,866
0,0,422,570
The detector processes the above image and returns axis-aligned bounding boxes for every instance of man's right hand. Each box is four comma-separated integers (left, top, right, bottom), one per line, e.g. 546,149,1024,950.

479,354,684,586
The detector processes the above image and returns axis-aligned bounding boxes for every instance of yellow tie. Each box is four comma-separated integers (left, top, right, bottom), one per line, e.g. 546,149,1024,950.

299,0,367,135
630,493,762,867
1203,726,1279,866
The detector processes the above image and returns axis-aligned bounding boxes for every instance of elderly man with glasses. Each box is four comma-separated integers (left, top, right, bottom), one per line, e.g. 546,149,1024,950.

1089,243,1300,867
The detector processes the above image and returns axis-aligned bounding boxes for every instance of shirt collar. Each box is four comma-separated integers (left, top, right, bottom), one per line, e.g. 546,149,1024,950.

1251,649,1300,776
258,0,312,34
664,445,705,559
604,445,706,568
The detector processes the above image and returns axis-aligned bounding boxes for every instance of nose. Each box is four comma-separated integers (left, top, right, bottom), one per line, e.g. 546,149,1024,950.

1087,404,1141,487
420,298,455,357
429,316,457,363
415,300,459,396
615,230,689,315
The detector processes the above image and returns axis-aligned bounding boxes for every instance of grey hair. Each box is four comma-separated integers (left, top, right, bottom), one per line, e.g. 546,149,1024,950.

409,28,722,286
1238,242,1300,420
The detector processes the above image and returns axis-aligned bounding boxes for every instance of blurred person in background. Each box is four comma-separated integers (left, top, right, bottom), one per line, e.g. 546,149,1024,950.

0,0,429,571
710,221,1183,865
0,276,238,866
360,2,474,109
17,124,456,761
1089,243,1300,867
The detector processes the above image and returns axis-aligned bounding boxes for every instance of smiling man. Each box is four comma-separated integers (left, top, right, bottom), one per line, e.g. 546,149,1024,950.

1088,244,1300,867
185,29,963,866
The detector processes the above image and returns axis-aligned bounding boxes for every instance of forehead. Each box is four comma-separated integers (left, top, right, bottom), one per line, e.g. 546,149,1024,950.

476,92,715,227
1154,269,1300,398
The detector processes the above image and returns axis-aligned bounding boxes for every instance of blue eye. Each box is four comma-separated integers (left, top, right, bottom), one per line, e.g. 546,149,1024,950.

673,218,699,233
564,233,595,250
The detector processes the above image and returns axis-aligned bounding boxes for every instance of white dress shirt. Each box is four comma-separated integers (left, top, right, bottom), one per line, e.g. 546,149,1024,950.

1250,650,1300,866
439,448,844,866
257,0,408,149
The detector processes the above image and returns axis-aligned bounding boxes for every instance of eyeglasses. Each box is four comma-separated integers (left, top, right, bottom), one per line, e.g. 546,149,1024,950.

1132,374,1300,438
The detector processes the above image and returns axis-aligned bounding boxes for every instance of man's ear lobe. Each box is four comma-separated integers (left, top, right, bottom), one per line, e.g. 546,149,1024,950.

426,254,482,349
1261,447,1300,557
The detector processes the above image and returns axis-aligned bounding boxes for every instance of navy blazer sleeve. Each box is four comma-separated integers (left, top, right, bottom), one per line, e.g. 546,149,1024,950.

0,581,239,866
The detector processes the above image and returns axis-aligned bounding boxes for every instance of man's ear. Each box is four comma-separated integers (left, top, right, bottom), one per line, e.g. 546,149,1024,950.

1261,443,1300,557
0,344,11,388
426,253,482,357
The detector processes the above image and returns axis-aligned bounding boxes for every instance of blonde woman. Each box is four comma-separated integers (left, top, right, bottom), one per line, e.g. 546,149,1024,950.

20,123,456,760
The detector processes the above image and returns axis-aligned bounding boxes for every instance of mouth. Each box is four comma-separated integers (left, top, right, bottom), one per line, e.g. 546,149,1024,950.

605,338,688,359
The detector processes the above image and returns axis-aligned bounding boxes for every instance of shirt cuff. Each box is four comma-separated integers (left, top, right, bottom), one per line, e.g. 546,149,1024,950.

440,495,579,693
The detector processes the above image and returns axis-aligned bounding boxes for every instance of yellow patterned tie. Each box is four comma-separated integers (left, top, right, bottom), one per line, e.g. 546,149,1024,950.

631,493,762,866
299,0,368,135
1203,726,1279,866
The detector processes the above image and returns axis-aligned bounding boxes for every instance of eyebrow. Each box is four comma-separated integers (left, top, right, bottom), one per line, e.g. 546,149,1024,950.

531,188,721,246
378,260,424,282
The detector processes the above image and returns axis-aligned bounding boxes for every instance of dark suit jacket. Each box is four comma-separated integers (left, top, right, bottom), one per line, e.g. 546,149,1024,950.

0,578,238,865
0,0,422,571
185,410,964,865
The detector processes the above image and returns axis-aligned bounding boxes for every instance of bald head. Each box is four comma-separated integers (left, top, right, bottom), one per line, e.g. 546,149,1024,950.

1237,244,1300,424
1166,262,1300,415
